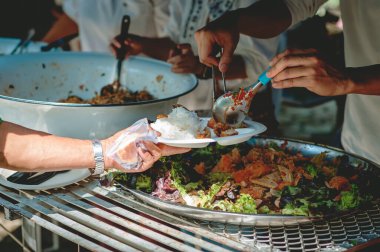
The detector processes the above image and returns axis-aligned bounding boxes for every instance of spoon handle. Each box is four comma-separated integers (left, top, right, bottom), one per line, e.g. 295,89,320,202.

245,68,272,91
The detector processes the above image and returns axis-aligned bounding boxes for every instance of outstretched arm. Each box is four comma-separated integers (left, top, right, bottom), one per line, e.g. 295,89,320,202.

0,121,189,172
111,36,176,61
41,13,78,43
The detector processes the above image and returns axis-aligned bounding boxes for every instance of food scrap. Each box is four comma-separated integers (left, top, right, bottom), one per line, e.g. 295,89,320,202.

114,142,377,216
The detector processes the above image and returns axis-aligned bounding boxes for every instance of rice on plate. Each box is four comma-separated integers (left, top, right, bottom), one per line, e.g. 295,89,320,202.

151,107,209,139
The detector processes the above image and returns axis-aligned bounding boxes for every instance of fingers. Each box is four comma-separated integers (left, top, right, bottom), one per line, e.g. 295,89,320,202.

134,141,161,172
219,44,235,73
158,143,191,156
272,66,320,82
111,38,122,49
168,48,177,59
272,76,314,89
167,54,184,65
177,43,192,54
267,55,321,79
195,30,219,67
270,48,318,66
171,66,193,74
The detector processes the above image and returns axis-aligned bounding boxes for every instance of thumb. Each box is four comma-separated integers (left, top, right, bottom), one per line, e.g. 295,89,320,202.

219,45,234,73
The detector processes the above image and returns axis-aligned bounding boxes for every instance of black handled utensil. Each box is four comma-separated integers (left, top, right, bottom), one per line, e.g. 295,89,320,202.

7,171,69,185
101,15,131,96
115,15,131,90
40,33,78,52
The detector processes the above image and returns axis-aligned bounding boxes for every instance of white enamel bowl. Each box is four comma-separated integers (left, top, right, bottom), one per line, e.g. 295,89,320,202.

0,52,197,139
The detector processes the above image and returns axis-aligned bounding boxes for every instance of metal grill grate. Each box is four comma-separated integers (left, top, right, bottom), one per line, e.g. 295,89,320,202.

192,204,380,251
1,179,379,251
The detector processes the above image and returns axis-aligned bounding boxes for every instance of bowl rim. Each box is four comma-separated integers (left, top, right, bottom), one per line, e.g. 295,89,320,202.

0,53,199,107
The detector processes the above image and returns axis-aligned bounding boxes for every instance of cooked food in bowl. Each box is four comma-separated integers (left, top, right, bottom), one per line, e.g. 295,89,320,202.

113,141,377,217
59,88,154,104
59,81,155,104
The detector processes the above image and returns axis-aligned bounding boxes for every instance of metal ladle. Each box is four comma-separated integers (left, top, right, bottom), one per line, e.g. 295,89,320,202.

212,68,271,127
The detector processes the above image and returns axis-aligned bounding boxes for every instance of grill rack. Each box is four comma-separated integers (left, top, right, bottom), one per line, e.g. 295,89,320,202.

191,205,380,251
0,179,379,251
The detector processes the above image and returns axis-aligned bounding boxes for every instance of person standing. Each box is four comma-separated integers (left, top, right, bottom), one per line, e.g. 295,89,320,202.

43,0,169,53
195,0,380,164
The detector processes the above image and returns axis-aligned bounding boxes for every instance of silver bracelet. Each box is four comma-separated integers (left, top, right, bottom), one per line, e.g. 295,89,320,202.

91,139,105,176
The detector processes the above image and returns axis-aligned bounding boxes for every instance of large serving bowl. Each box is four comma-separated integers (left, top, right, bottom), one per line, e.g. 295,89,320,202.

0,52,197,139
0,37,47,55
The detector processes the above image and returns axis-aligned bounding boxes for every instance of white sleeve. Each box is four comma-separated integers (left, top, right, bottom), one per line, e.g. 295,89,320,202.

161,0,182,42
153,0,170,38
283,0,327,27
62,0,79,23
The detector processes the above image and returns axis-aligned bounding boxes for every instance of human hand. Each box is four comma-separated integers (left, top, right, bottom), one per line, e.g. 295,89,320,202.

267,49,351,96
110,34,144,58
167,44,204,75
195,11,239,73
102,119,190,173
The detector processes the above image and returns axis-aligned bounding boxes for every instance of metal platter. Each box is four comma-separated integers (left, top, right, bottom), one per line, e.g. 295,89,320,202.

120,136,380,226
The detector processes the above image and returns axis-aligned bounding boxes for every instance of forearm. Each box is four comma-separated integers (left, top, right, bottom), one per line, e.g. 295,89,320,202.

140,37,176,61
234,0,292,38
0,122,96,172
346,65,380,95
42,13,78,43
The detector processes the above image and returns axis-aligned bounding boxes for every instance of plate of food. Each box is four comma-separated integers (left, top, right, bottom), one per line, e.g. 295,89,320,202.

150,106,267,148
111,137,380,226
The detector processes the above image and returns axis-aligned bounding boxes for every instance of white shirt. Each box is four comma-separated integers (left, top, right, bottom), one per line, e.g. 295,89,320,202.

284,0,380,164
164,0,280,110
63,0,169,53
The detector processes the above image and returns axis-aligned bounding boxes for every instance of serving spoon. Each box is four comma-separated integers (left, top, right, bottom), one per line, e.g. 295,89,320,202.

101,15,131,95
212,68,271,127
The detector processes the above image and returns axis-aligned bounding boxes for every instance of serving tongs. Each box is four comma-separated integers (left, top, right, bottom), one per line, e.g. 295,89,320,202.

7,170,69,185
101,15,131,95
212,47,227,102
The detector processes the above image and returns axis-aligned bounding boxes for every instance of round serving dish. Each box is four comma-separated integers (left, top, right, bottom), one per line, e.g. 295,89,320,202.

0,52,198,139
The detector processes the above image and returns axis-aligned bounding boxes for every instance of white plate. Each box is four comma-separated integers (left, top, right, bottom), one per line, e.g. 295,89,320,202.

0,168,91,190
158,118,267,148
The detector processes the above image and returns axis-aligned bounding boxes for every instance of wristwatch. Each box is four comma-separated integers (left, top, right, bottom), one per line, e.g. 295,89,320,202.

90,139,105,176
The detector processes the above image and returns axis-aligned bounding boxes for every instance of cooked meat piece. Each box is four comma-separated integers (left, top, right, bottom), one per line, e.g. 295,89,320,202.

220,128,238,137
277,165,294,183
156,114,168,119
232,161,272,183
212,154,236,173
250,171,281,189
196,128,211,139
328,176,351,191
194,162,206,175
240,186,267,199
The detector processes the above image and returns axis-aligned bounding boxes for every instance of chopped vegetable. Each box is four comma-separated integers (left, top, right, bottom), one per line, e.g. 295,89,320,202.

338,184,360,211
113,142,374,217
135,174,152,192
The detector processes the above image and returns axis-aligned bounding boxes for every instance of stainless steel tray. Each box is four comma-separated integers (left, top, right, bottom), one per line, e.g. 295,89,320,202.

121,137,380,226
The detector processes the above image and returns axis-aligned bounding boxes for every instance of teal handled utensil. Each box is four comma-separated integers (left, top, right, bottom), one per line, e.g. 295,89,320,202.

212,68,271,127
